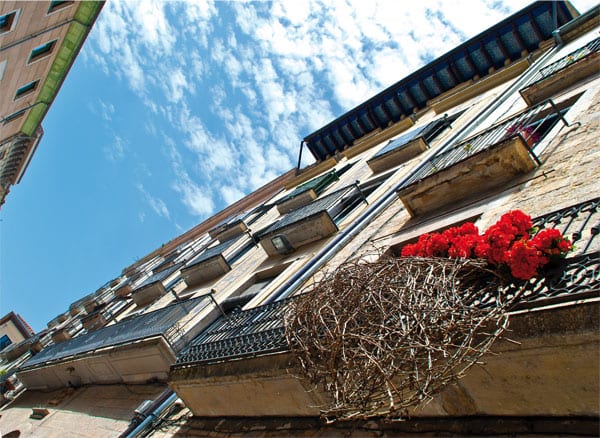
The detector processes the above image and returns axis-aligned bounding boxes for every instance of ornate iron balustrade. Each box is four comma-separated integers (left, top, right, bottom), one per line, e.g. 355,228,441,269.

532,197,600,256
174,199,599,367
528,37,600,87
506,197,600,309
21,295,212,370
399,99,570,190
174,296,294,367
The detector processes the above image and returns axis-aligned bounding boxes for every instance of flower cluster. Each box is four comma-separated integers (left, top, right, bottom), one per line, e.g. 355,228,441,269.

400,210,572,280
506,124,540,145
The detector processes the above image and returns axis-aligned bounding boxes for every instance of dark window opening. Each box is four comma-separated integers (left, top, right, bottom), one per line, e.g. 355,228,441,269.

3,109,26,124
28,40,57,63
15,80,39,100
47,1,74,14
0,11,17,34
0,334,12,351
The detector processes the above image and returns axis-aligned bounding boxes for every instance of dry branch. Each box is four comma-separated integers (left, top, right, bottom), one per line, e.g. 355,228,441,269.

284,256,513,421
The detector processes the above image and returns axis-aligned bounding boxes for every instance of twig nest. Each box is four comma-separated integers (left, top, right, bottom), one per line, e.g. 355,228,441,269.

284,256,511,421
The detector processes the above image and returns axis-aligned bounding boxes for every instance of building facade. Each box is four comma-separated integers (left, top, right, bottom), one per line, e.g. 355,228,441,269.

0,1,103,207
1,1,598,436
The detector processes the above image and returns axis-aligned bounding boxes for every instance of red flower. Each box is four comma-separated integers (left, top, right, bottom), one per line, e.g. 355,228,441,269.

398,210,570,281
445,226,482,258
506,240,548,280
496,210,533,239
531,228,572,257
400,242,420,257
425,233,449,257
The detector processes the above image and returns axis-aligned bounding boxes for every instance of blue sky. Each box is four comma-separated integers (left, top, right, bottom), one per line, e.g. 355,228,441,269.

0,0,595,332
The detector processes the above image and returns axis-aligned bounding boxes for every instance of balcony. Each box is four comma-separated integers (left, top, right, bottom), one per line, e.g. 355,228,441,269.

170,297,326,416
520,37,600,105
275,170,339,214
208,212,250,242
256,185,363,257
169,198,599,419
181,236,255,287
131,263,182,307
17,295,213,390
114,278,133,298
397,100,570,216
367,116,455,173
80,309,107,331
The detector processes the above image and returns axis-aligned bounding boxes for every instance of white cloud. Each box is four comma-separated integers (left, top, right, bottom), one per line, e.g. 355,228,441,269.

167,69,189,103
136,1,175,52
136,183,171,220
172,175,215,217
220,185,246,206
104,135,126,162
87,0,540,222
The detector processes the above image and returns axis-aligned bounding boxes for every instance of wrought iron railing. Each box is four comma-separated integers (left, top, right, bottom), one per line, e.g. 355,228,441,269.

174,296,294,366
174,198,599,368
399,99,570,190
21,295,212,370
531,197,600,256
527,37,600,88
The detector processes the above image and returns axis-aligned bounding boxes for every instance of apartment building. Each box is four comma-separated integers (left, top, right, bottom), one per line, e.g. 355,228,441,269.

0,1,103,207
0,1,598,436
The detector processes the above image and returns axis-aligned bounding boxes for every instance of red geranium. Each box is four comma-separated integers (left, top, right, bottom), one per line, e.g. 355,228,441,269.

506,239,548,280
399,209,571,281
531,228,573,257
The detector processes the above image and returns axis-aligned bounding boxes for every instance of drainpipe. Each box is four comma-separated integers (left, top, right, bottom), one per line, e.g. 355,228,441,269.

553,5,600,45
265,41,562,304
122,391,178,438
295,141,305,175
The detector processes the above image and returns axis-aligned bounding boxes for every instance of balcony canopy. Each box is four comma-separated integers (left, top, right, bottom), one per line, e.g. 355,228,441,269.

303,1,578,162
21,295,211,370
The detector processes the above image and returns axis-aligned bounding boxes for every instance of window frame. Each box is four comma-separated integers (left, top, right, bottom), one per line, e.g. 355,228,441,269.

47,1,74,15
14,79,40,100
3,109,26,124
28,39,58,64
0,10,19,35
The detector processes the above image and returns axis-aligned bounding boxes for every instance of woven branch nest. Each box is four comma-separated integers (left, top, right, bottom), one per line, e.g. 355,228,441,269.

284,256,514,421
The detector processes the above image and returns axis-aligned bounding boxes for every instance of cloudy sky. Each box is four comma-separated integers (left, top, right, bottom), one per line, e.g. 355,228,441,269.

1,0,596,331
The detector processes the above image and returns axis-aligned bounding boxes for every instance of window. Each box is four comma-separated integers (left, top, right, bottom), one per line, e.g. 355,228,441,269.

14,80,39,100
520,37,600,105
396,99,576,217
0,11,17,35
28,40,57,64
367,112,463,173
222,264,290,312
0,60,6,81
0,334,12,351
3,109,26,124
256,184,371,256
47,1,74,14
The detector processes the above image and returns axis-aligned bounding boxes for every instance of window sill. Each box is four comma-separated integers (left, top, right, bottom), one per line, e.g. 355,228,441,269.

259,212,338,257
181,254,231,287
520,52,599,105
132,282,167,307
397,135,538,217
367,136,427,173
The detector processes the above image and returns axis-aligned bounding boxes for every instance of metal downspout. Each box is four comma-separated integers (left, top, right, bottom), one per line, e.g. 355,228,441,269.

124,392,178,438
266,43,562,304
